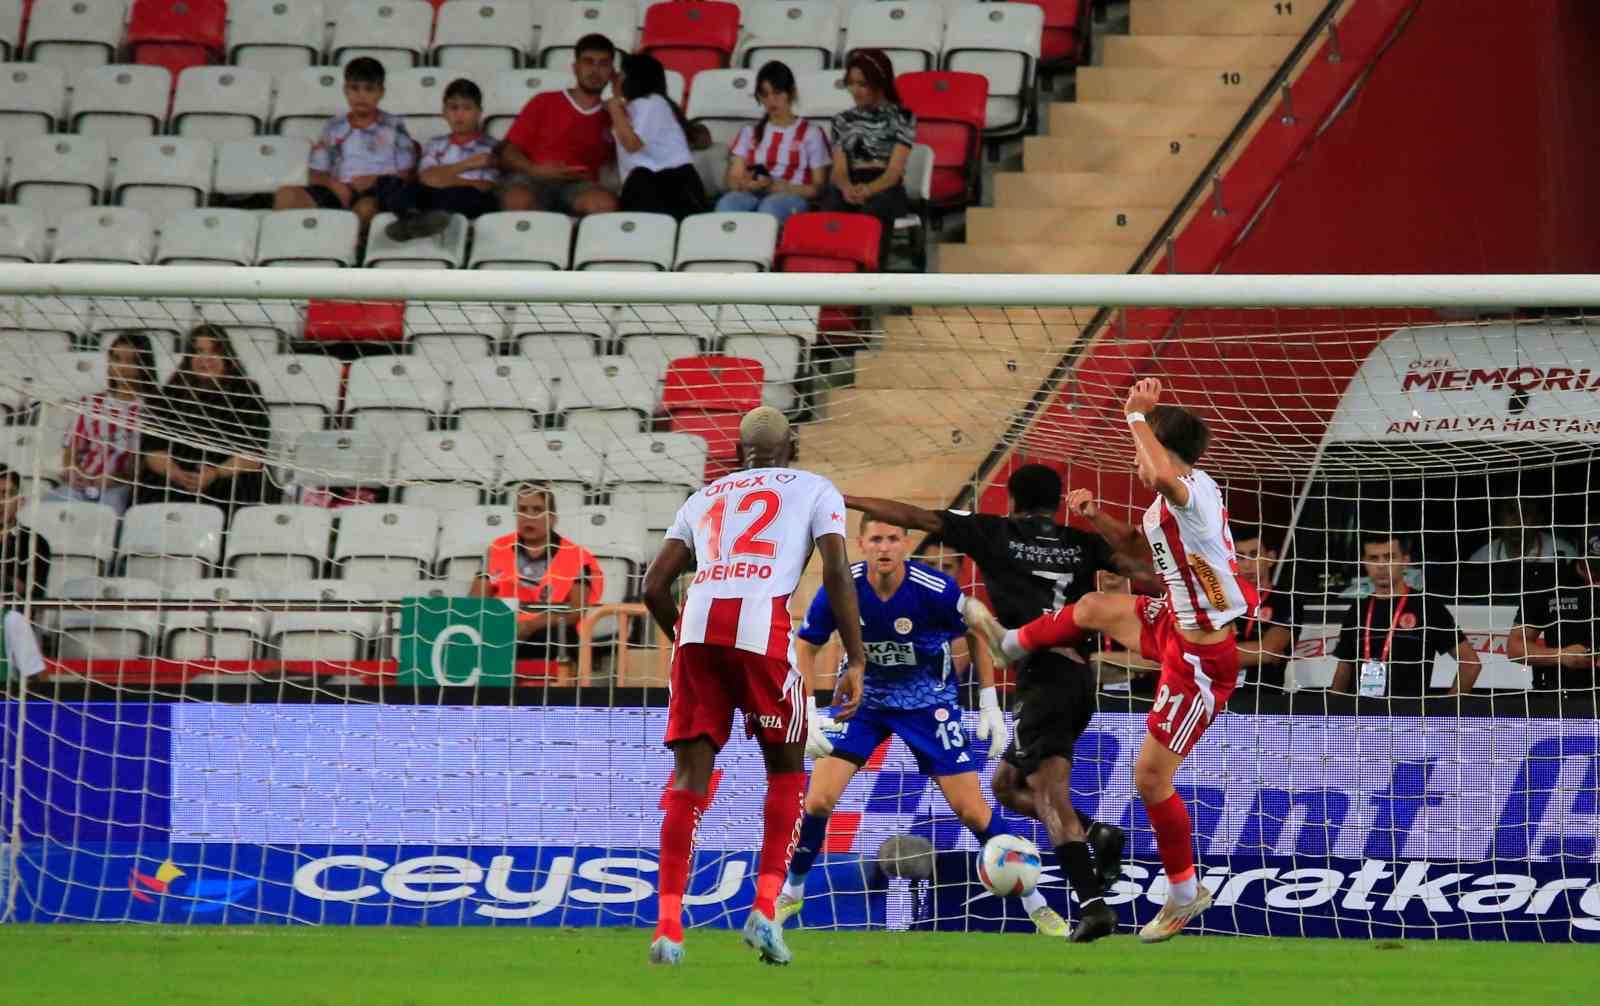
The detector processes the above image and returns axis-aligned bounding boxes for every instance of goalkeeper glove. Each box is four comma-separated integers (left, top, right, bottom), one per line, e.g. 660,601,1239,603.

975,686,1008,760
805,695,837,759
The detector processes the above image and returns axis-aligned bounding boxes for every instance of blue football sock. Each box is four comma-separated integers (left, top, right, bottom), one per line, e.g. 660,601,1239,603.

970,814,1002,847
786,812,829,883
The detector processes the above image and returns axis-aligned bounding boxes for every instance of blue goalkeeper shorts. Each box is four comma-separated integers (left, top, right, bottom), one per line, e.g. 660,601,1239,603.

821,702,978,777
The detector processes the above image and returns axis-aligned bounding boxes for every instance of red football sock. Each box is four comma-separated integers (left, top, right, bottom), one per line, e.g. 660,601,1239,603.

1017,603,1086,652
654,788,707,942
754,772,806,918
1144,790,1196,885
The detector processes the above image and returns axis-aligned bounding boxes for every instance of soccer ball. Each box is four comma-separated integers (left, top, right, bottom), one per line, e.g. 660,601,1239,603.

977,835,1042,897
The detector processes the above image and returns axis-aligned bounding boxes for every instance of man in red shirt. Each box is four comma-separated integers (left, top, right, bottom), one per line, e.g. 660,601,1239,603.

499,33,620,216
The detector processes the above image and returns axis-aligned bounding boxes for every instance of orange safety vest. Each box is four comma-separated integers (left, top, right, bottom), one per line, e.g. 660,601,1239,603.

486,532,604,623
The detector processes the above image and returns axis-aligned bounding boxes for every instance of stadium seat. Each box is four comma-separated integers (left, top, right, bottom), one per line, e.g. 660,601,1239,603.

249,353,344,442
394,430,501,511
843,1,943,76
51,208,156,265
271,67,347,140
345,355,449,442
574,212,677,271
560,504,646,611
469,211,575,270
893,140,932,268
435,504,514,580
432,0,535,71
897,71,987,210
403,301,506,370
682,68,756,147
212,137,311,198
303,299,406,343
57,577,164,660
334,504,441,581
0,64,66,142
516,329,601,375
721,331,807,389
373,576,471,601
382,67,450,141
155,208,260,266
776,211,879,271
7,134,108,222
738,0,837,72
509,301,615,345
943,3,1042,138
126,0,228,77
0,205,48,263
616,330,703,386
500,429,605,495
332,0,434,74
229,0,327,75
0,0,20,61
1019,0,1091,68
161,578,268,661
558,355,657,434
266,578,380,661
226,504,335,582
67,65,171,144
792,68,851,126
21,499,119,592
365,212,471,269
639,1,739,91
484,66,575,138
257,210,362,268
25,0,123,76
450,357,557,439
602,430,706,529
112,137,213,214
289,430,392,489
538,0,635,67
661,354,762,414
674,211,778,271
119,502,225,587
171,67,274,139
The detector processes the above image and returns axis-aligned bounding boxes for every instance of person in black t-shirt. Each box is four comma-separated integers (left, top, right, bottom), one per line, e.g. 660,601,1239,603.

1231,525,1302,689
0,464,50,678
847,465,1150,943
1507,537,1600,693
1330,532,1480,697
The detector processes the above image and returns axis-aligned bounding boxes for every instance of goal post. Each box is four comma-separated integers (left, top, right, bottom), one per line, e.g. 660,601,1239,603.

2,267,1599,940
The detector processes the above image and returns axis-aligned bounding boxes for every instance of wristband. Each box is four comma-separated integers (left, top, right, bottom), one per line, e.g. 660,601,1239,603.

1126,411,1147,426
979,686,1000,711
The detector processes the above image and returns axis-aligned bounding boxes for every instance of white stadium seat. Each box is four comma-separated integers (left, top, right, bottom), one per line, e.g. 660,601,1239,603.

57,577,163,659
516,330,601,372
574,212,677,271
119,503,226,588
267,579,379,661
25,0,123,77
226,504,334,582
403,302,506,370
449,357,556,438
683,68,757,147
432,0,535,71
501,429,605,493
271,67,347,140
560,504,645,610
6,135,108,226
509,302,614,343
257,209,361,267
68,65,170,144
0,205,48,263
674,211,778,271
112,138,213,215
155,208,260,267
793,68,851,126
289,430,392,489
617,330,703,387
171,67,274,140
161,579,269,661
51,207,156,265
365,212,471,269
844,1,943,76
332,0,434,75
558,355,657,427
739,0,838,72
21,500,119,592
721,331,806,385
435,504,515,580
603,430,706,495
0,0,21,61
483,66,574,138
22,351,106,409
394,430,500,511
334,504,441,581
0,63,65,142
344,355,449,443
469,211,573,271
943,2,1042,137
213,137,311,198
382,67,451,141
250,352,344,440
538,1,635,67
229,0,326,75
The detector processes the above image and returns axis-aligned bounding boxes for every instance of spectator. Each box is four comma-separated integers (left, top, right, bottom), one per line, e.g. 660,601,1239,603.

819,48,914,267
1506,534,1599,693
1470,498,1577,564
138,325,280,519
1330,532,1481,696
1232,524,1302,688
469,483,606,665
273,57,418,231
607,53,710,220
0,464,49,679
45,332,160,516
384,78,501,243
499,33,621,217
715,60,829,224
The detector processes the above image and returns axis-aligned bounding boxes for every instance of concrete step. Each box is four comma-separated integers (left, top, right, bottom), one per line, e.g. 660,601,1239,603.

1076,64,1281,103
888,312,1091,349
965,206,1163,246
938,242,1138,275
1023,134,1222,174
1044,101,1249,141
994,170,1192,209
1099,33,1294,67
854,349,1061,390
1131,0,1320,36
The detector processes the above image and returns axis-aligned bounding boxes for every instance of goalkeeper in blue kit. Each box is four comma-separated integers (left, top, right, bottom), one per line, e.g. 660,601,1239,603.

776,520,1072,936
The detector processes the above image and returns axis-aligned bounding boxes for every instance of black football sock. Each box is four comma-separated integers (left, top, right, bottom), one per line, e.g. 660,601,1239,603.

1055,841,1105,909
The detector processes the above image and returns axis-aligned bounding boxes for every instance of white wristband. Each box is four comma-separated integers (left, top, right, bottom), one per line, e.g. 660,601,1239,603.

979,686,1000,711
1126,411,1147,426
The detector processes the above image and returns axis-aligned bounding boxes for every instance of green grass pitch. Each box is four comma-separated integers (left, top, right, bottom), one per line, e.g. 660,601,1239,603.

1,927,1593,1006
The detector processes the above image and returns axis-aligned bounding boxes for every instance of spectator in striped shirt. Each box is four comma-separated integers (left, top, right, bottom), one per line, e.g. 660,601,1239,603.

45,332,160,516
715,61,830,224
817,49,916,268
384,78,502,243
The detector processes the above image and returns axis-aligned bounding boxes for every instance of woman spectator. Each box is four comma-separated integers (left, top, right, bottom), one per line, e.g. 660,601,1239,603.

715,61,830,224
138,325,280,518
607,52,711,220
45,333,160,516
819,48,915,267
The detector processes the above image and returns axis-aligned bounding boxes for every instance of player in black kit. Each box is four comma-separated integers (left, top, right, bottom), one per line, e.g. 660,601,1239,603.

846,464,1149,943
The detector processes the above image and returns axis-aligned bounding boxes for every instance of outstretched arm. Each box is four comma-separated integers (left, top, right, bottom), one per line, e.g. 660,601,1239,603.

1125,378,1189,507
844,495,943,533
642,539,694,640
817,533,867,719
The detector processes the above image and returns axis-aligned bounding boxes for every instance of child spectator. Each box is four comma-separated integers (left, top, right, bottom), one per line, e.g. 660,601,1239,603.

273,57,418,231
608,52,710,220
499,33,621,217
385,78,501,243
716,60,829,224
45,332,160,516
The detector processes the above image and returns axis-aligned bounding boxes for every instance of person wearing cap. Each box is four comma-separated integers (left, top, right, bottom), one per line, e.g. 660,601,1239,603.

1506,534,1600,693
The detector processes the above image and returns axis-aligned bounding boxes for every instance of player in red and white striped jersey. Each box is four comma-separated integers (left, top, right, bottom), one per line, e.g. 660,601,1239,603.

966,378,1256,944
641,406,866,966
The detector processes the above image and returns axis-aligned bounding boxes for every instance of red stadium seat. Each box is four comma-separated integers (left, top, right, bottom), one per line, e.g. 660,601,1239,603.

303,300,406,343
668,411,741,478
1017,0,1092,68
896,71,988,210
776,212,881,273
127,0,227,78
639,1,740,93
662,355,764,414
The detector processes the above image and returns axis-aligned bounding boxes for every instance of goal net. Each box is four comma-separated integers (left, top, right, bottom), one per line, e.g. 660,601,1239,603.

2,268,1598,941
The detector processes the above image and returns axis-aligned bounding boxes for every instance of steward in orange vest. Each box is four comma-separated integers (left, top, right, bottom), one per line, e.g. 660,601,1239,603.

470,484,604,656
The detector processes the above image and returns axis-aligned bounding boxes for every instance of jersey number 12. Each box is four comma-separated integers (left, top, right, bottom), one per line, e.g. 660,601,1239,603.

698,490,782,562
